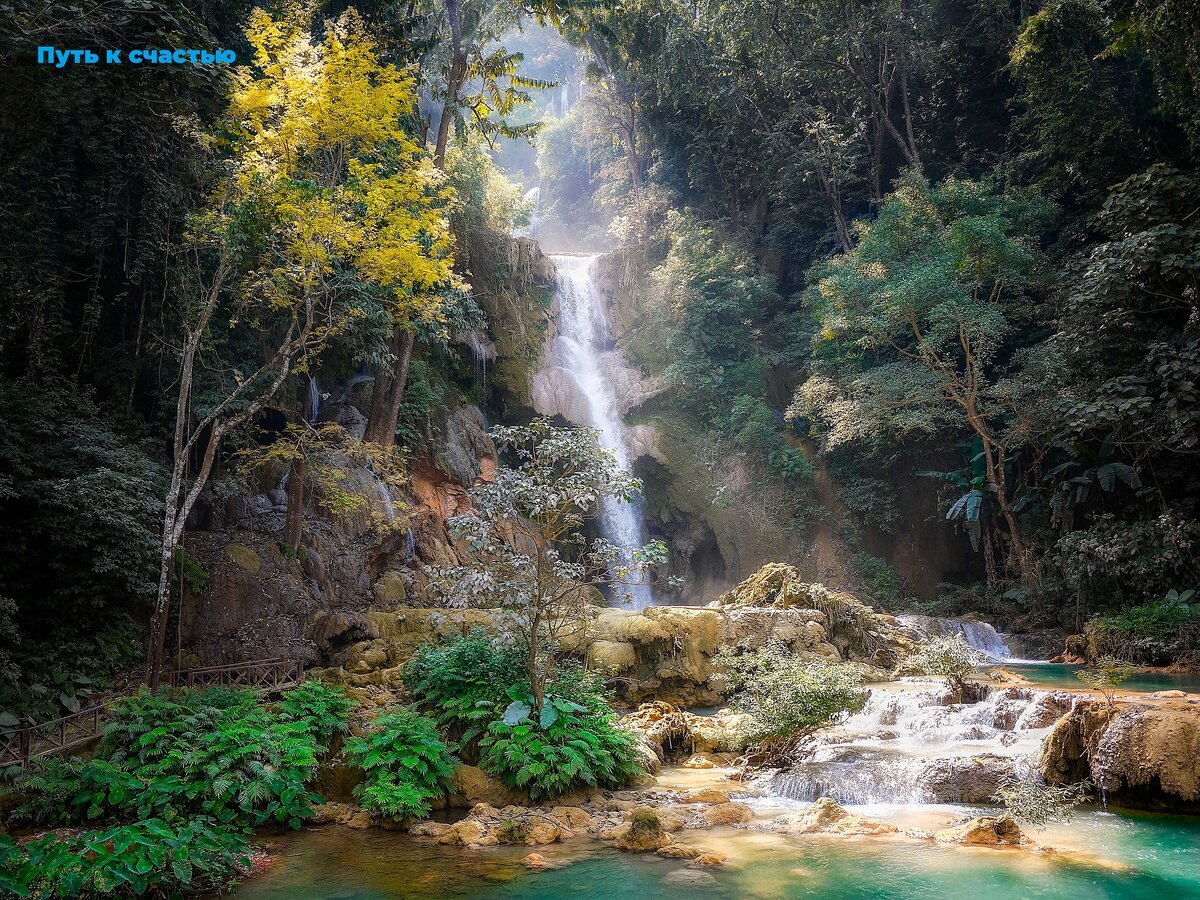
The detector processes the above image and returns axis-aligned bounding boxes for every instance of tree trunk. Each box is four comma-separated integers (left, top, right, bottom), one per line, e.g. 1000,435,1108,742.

364,327,416,449
284,456,306,553
433,0,466,169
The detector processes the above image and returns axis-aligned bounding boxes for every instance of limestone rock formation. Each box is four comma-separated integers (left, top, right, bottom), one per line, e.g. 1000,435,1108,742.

763,797,897,837
1040,699,1200,811
934,815,1025,846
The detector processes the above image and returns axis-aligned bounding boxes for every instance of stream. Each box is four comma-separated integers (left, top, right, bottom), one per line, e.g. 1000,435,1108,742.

227,674,1200,899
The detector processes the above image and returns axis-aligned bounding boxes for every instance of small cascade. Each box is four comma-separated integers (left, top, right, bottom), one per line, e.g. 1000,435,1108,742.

522,185,542,237
458,328,496,383
547,254,654,609
404,526,416,563
770,681,1072,806
307,376,322,423
898,614,1013,660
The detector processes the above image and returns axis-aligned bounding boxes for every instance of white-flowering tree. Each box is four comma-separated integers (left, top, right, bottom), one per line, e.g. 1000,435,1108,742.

427,419,665,713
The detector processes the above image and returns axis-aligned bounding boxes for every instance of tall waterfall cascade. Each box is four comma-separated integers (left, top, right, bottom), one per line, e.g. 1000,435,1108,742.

540,254,655,609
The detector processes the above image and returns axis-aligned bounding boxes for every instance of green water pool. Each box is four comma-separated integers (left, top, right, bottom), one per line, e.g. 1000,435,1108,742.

230,807,1200,899
1004,662,1200,695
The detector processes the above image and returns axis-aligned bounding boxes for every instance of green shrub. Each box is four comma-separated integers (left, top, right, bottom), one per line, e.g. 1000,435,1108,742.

712,640,868,758
403,630,524,746
479,694,642,802
16,687,322,830
344,708,456,820
0,817,250,898
1095,589,1197,639
894,635,985,690
277,680,353,753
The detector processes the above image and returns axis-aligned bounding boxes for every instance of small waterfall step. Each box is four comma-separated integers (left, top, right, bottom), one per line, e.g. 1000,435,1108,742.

898,614,1013,661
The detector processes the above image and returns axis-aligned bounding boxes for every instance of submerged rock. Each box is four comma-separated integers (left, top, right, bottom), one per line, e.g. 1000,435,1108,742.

700,802,754,826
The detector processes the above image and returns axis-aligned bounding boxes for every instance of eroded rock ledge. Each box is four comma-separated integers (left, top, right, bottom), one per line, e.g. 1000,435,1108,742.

1039,698,1200,812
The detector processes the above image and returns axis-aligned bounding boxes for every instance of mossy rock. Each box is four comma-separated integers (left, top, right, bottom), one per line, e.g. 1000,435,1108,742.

225,543,261,575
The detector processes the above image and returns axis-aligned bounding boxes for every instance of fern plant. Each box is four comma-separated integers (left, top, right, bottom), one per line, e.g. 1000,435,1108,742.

344,708,456,820
403,630,524,749
479,694,642,802
17,686,323,830
2,816,250,897
277,680,353,753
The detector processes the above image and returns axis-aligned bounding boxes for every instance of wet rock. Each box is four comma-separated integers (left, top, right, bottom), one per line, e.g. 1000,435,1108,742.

548,807,592,831
691,852,726,867
657,844,703,859
664,869,717,887
764,797,896,837
682,754,716,769
625,805,686,832
451,765,530,808
699,802,753,826
682,787,729,805
919,754,1013,804
612,811,673,852
522,853,552,870
934,815,1025,846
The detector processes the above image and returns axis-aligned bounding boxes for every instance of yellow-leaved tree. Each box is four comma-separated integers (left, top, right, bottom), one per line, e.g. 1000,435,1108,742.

148,7,459,685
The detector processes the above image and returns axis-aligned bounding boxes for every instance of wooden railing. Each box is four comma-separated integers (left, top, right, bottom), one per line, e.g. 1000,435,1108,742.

165,656,304,692
0,702,108,768
1,657,304,768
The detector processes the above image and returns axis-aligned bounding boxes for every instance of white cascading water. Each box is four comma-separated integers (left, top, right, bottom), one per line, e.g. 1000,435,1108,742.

770,681,1073,806
550,254,654,609
898,614,1013,660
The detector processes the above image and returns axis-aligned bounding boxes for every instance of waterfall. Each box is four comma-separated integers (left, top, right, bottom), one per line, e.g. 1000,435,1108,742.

898,614,1013,661
307,376,322,423
550,254,654,609
770,682,1072,806
523,185,542,237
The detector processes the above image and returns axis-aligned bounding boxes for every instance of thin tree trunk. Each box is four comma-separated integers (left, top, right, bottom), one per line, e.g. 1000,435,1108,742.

284,456,306,553
433,0,466,169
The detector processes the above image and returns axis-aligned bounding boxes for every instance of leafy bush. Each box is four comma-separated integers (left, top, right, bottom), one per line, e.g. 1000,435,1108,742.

1096,589,1197,639
0,817,250,898
1076,656,1137,707
403,630,524,748
894,635,985,690
712,640,868,758
277,680,352,754
344,708,456,820
479,692,643,802
995,768,1091,829
16,687,322,829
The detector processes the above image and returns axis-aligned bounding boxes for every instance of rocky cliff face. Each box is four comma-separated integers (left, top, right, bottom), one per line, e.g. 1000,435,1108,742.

310,603,893,707
1039,698,1200,812
178,235,556,667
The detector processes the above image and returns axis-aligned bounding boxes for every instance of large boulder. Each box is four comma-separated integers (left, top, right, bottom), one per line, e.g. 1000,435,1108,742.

764,797,897,837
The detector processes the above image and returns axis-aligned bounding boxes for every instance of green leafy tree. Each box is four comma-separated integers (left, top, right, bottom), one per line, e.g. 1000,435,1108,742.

995,764,1090,829
797,174,1052,584
427,419,663,714
1077,655,1137,707
712,639,868,763
895,634,986,692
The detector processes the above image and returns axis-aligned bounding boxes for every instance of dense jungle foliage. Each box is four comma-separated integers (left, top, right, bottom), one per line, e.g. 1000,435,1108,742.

533,0,1200,650
0,0,1197,762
